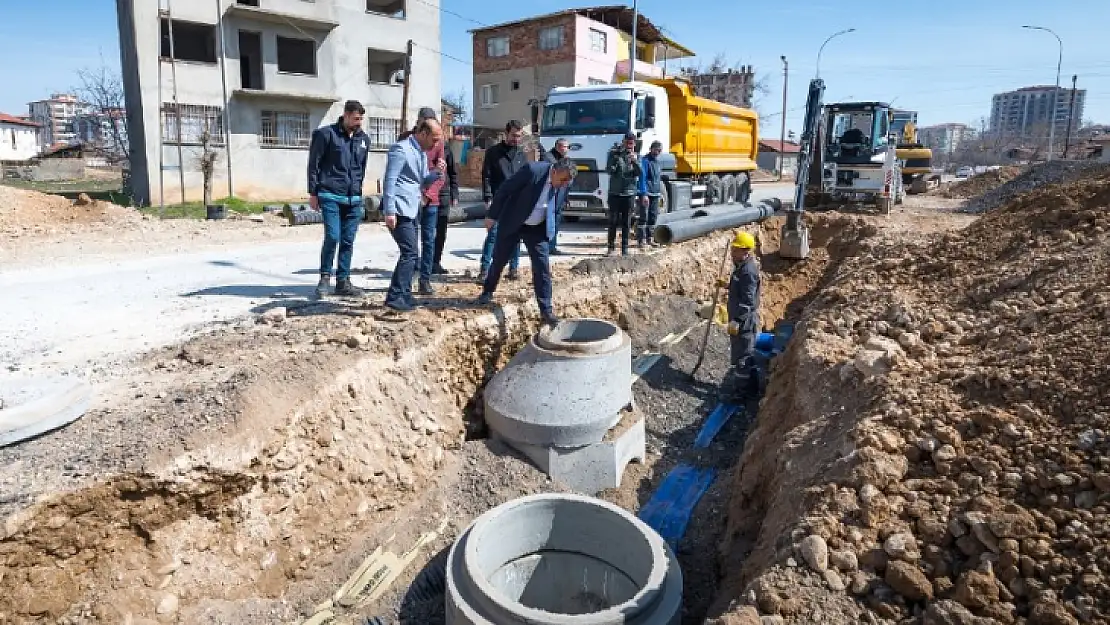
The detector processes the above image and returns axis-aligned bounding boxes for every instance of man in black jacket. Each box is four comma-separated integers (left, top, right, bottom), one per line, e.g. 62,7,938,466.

307,100,369,298
606,131,641,256
478,120,527,282
723,230,762,399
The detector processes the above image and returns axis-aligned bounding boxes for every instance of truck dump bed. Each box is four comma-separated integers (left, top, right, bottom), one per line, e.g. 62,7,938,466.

650,78,759,176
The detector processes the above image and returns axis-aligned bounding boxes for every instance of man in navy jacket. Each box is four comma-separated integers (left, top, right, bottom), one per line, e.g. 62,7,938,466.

476,159,576,326
307,100,370,298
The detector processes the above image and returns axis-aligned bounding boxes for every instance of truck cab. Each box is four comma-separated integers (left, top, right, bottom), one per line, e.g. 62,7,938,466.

539,82,673,219
812,101,903,212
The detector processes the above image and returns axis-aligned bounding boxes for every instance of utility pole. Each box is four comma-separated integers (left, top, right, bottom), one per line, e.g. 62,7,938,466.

779,56,788,181
215,0,233,198
1063,74,1078,159
629,0,638,82
400,39,414,133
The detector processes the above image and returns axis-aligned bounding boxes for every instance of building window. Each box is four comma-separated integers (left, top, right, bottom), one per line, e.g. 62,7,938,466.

486,36,509,58
276,36,317,75
366,0,405,18
480,84,500,108
161,103,225,146
367,48,407,84
589,28,607,53
159,19,217,63
363,117,401,150
538,26,564,51
511,80,520,91
588,78,607,85
260,111,310,148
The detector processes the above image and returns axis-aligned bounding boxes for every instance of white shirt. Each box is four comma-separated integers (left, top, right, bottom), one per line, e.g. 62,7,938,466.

524,174,553,226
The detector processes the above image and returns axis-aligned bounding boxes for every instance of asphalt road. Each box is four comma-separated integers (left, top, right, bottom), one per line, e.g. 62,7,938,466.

0,183,795,381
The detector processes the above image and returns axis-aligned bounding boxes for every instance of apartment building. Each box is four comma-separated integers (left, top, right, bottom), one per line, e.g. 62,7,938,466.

683,67,756,109
989,85,1086,137
27,94,86,149
918,123,974,156
0,113,42,162
469,7,693,132
116,0,440,205
73,107,130,158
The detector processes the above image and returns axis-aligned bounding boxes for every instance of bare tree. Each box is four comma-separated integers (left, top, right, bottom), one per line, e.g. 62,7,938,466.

442,88,470,125
74,65,129,162
197,123,220,208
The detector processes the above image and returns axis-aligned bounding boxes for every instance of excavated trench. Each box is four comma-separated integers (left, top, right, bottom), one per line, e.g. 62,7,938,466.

0,214,876,625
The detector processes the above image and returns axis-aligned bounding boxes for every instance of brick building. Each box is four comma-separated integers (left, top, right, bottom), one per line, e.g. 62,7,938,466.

469,6,693,132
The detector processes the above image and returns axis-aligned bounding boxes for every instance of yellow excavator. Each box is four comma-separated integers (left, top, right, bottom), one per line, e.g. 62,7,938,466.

892,110,941,194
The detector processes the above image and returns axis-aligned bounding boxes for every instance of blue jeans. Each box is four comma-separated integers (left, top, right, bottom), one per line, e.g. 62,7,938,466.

483,222,553,315
480,223,520,273
385,216,418,309
418,205,438,282
319,199,362,279
637,196,659,243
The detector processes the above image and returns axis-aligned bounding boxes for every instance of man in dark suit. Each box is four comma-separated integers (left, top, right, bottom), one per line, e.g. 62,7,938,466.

476,158,576,326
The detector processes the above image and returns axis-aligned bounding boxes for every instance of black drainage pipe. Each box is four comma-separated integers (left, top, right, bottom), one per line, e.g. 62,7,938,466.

653,200,778,245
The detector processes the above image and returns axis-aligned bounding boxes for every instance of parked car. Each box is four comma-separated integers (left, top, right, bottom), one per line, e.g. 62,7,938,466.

956,166,974,179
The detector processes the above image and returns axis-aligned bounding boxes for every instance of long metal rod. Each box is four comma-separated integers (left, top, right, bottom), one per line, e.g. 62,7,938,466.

166,0,185,204
157,1,165,216
629,0,637,81
779,56,788,181
216,0,233,198
690,238,733,377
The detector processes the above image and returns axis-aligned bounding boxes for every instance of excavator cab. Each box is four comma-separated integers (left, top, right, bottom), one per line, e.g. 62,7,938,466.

824,103,894,165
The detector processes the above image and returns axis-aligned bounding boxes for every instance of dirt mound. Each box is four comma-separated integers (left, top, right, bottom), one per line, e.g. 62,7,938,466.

943,166,1022,199
710,174,1110,623
959,161,1110,214
0,184,136,235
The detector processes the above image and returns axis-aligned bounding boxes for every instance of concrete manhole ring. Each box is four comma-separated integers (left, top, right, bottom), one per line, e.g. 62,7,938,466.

0,375,92,447
535,318,625,355
446,493,682,624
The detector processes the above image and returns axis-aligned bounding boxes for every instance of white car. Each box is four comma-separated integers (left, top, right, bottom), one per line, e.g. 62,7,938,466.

956,166,974,179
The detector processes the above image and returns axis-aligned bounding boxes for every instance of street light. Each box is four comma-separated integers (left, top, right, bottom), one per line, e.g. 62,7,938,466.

779,55,788,180
816,28,855,79
1022,25,1063,161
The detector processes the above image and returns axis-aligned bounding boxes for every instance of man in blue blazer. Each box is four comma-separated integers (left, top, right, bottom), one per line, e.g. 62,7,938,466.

477,158,576,326
381,118,445,312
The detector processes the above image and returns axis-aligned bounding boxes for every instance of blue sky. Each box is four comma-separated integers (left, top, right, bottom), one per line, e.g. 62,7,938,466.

2,0,1107,136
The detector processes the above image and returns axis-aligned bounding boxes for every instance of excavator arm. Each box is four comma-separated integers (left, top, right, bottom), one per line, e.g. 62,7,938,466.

779,78,825,260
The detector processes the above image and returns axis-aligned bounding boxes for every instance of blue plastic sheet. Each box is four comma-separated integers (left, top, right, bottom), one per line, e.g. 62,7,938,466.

638,464,716,549
694,403,739,448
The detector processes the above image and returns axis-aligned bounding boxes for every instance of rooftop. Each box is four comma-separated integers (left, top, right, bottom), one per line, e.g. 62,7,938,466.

470,6,694,57
759,140,800,154
0,113,41,128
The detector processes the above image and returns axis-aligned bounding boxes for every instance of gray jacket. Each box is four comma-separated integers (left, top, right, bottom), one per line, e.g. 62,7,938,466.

382,136,441,219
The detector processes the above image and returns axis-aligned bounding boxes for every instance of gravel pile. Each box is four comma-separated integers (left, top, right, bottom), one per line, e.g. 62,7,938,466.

712,168,1110,623
942,166,1022,200
961,161,1110,213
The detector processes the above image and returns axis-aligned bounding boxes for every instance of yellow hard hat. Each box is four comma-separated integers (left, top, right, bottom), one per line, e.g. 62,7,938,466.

731,231,756,250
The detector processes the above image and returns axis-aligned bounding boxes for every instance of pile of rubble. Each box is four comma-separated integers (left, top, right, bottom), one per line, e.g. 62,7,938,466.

943,166,1022,200
960,161,1110,213
711,169,1110,623
0,185,135,236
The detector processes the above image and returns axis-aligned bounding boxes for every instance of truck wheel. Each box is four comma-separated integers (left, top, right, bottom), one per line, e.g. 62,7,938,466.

705,174,722,205
721,175,737,204
736,172,752,204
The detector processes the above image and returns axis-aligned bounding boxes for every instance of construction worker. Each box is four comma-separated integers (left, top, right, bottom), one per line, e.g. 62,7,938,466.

721,231,761,398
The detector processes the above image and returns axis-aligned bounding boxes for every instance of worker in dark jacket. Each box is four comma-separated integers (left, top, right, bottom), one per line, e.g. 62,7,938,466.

307,100,369,298
431,146,460,275
606,131,641,256
637,140,664,248
722,230,762,398
543,138,570,254
478,120,527,282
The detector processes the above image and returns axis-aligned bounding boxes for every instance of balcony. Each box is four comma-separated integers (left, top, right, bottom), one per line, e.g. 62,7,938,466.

615,59,664,80
232,88,340,104
224,3,338,32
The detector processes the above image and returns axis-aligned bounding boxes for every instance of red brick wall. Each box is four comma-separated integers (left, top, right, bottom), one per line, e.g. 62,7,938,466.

472,16,577,74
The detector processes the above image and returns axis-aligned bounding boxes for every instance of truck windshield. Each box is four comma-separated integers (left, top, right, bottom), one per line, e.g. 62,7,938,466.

541,99,631,136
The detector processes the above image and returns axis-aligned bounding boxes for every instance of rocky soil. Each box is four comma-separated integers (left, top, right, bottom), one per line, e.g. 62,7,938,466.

709,168,1110,624
957,161,1110,214
943,167,1023,200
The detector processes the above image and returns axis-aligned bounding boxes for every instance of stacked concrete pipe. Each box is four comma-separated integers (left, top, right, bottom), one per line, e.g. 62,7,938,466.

483,319,643,494
446,493,683,624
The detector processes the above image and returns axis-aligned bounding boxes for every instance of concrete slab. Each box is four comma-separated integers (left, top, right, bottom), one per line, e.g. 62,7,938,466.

484,319,632,448
495,413,646,495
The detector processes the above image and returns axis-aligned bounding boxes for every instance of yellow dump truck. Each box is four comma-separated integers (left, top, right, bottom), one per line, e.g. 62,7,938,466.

539,77,759,217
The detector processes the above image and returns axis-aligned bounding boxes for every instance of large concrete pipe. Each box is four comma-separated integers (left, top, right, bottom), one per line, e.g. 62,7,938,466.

653,200,778,245
446,493,683,624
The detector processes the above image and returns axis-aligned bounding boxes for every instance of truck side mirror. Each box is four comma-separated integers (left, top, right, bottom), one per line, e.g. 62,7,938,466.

644,96,656,129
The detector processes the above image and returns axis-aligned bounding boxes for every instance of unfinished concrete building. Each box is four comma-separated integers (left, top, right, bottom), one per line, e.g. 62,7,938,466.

115,0,441,205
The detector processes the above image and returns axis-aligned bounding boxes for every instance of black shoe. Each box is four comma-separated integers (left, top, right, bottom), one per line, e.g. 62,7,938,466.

550,248,562,256
432,263,447,275
315,275,330,299
507,268,520,281
649,240,659,248
605,248,616,257
476,292,493,306
418,280,435,295
476,270,488,285
384,300,414,313
334,278,364,297
541,312,560,326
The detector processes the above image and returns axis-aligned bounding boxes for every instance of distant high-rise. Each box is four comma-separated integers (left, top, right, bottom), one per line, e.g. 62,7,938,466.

989,85,1086,137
